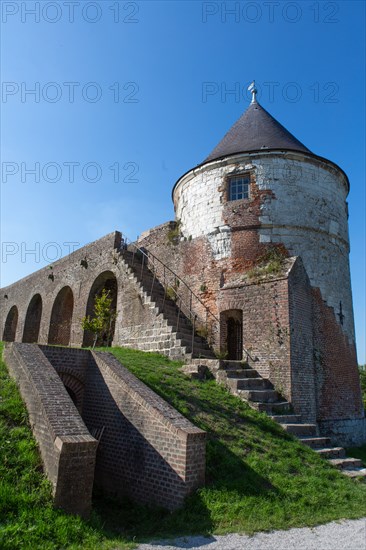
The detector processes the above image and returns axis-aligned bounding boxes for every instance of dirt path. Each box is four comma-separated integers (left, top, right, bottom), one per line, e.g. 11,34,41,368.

137,517,366,550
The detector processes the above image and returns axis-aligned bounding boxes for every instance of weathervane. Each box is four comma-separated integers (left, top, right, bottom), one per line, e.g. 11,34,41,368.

248,80,257,103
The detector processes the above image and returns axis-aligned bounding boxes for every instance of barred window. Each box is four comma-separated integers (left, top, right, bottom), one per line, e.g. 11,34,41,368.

228,175,250,201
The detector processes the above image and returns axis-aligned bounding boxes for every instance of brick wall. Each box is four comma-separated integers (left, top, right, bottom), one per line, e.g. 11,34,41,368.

312,288,363,421
83,351,206,510
218,269,292,403
0,232,122,347
0,230,195,357
3,343,97,518
287,258,317,422
3,344,206,513
39,345,90,412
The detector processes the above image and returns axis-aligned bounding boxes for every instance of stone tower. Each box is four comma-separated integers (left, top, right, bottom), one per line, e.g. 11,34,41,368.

1,87,364,446
168,86,364,444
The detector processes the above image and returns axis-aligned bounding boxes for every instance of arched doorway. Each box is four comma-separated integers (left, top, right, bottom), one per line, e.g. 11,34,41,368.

66,386,78,406
58,371,84,412
22,294,42,343
220,309,243,360
3,305,18,341
48,286,74,345
82,271,118,347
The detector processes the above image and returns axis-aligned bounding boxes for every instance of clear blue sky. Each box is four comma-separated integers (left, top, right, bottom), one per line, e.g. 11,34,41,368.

1,1,365,362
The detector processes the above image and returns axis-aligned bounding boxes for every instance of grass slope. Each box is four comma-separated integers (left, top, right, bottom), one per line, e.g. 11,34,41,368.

1,343,366,548
0,342,130,550
102,347,366,537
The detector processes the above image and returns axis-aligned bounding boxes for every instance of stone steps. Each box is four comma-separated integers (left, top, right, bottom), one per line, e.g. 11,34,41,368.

120,251,215,359
315,447,346,459
281,423,317,436
237,389,279,403
226,369,260,378
216,360,366,478
299,436,332,448
329,457,363,470
276,422,366,477
342,468,366,478
251,400,292,414
234,377,272,390
270,414,302,423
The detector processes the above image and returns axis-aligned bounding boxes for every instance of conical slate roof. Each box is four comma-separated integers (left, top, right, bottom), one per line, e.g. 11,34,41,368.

204,98,311,163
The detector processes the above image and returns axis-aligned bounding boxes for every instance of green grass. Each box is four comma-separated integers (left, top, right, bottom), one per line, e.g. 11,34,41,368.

0,342,131,550
101,347,366,536
1,343,366,548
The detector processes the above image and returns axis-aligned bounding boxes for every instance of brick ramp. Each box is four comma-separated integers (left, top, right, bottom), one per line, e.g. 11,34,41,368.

88,351,206,509
3,343,206,515
3,342,97,518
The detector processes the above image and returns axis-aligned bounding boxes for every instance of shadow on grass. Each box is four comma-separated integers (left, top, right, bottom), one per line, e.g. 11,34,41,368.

92,437,279,542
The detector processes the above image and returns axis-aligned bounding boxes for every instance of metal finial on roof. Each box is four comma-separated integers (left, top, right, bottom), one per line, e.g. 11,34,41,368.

203,86,311,163
248,80,257,103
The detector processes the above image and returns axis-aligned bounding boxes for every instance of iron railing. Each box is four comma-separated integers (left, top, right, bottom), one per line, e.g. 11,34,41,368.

118,233,257,362
119,234,219,354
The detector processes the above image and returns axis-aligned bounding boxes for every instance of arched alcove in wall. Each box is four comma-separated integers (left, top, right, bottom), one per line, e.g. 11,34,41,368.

58,371,84,412
22,294,43,343
82,271,118,347
48,286,74,345
3,305,18,342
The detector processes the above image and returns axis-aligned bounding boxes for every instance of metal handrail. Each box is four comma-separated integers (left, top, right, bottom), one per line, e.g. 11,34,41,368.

118,233,256,362
119,234,219,352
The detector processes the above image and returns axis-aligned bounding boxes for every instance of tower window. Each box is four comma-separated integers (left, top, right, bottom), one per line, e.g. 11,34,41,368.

228,175,250,201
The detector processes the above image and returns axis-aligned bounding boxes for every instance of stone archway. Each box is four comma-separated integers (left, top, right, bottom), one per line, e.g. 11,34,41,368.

3,305,18,342
23,294,42,343
82,271,118,347
220,309,243,360
48,286,74,345
58,371,84,412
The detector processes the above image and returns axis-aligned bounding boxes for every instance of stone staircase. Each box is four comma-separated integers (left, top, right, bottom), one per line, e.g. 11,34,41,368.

217,360,366,478
216,360,292,414
119,250,215,360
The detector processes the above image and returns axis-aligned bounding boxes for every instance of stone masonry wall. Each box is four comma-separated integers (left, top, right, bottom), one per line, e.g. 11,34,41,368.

1,232,122,347
1,231,194,357
82,351,206,510
287,258,317,422
173,151,355,345
3,343,97,518
312,288,364,422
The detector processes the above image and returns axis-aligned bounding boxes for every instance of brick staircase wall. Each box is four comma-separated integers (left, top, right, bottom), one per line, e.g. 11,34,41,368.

3,343,97,518
85,352,206,509
3,343,206,514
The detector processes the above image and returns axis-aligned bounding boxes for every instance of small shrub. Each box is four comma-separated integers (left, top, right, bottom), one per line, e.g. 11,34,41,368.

167,220,181,245
215,349,228,360
196,324,209,339
246,247,287,279
165,286,177,302
81,289,117,348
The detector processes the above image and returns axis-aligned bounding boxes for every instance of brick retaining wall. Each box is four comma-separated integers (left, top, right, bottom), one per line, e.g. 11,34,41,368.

3,343,97,517
3,343,206,514
83,351,206,510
